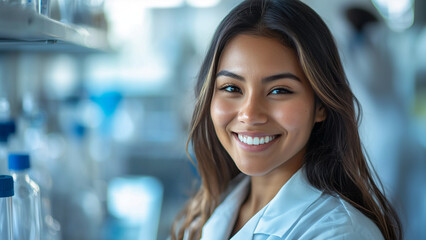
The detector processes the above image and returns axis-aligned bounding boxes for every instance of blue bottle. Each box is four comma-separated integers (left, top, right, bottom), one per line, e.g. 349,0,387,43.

8,153,42,240
0,175,14,240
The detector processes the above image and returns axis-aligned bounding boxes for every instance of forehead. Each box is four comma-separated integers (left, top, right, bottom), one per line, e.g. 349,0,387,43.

217,34,305,79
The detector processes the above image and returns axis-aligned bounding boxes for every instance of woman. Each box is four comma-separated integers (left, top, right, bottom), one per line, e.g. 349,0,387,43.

172,0,402,239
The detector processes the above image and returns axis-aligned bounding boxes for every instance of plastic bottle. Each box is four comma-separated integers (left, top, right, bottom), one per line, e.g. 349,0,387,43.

16,95,62,240
0,175,14,240
8,153,42,240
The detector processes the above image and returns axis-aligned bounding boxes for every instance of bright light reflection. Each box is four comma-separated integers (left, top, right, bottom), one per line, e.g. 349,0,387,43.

372,0,414,31
374,0,412,15
107,176,163,224
186,0,221,8
106,0,183,10
86,57,170,95
107,177,163,240
147,0,184,8
104,0,149,49
44,55,78,99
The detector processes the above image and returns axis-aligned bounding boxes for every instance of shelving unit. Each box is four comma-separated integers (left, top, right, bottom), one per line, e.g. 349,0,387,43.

0,2,110,52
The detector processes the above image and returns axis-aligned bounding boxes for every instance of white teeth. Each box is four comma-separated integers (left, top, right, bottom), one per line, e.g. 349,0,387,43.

237,134,276,145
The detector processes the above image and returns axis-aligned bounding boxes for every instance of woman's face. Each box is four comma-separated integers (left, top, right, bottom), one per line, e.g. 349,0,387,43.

210,34,325,177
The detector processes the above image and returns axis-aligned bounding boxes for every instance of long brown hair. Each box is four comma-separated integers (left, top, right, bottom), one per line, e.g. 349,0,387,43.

172,0,402,239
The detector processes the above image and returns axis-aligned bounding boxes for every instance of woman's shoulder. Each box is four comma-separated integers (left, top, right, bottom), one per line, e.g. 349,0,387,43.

287,192,385,239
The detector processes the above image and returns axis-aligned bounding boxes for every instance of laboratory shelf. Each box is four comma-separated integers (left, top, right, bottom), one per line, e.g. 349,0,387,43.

0,2,110,52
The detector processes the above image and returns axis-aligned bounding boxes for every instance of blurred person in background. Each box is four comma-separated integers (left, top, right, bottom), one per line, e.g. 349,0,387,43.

170,0,402,239
342,4,424,239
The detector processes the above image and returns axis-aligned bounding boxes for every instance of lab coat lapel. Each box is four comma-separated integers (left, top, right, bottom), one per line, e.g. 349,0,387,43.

253,168,323,238
200,175,250,240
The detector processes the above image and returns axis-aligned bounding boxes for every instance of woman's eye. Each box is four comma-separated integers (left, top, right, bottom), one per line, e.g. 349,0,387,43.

269,88,293,95
220,85,242,94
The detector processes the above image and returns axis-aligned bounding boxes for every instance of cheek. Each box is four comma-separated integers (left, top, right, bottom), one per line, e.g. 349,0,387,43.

210,95,236,129
272,101,315,131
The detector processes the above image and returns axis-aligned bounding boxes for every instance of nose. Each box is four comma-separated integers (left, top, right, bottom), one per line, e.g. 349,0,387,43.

237,94,268,125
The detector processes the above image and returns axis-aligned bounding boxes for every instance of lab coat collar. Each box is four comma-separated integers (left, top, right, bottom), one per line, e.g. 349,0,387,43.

201,167,323,239
200,174,250,240
253,168,323,237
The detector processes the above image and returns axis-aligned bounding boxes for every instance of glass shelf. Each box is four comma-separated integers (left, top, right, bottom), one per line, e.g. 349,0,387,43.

0,2,110,53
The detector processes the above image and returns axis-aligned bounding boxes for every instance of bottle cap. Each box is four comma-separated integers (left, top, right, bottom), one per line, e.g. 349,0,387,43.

0,175,14,197
0,120,16,143
8,153,31,171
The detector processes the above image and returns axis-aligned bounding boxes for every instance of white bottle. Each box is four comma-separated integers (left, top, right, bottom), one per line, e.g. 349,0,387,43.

0,175,14,240
8,153,42,240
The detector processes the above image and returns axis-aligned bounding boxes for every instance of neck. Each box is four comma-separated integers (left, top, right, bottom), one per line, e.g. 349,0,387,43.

246,161,304,214
230,160,304,237
11,170,29,179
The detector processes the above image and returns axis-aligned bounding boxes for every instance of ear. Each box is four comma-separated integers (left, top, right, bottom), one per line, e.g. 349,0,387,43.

314,103,327,123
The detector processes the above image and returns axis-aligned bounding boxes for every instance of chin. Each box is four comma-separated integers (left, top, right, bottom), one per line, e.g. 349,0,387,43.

237,164,273,177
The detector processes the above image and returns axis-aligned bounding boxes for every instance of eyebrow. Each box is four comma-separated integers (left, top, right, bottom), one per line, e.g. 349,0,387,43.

216,70,301,83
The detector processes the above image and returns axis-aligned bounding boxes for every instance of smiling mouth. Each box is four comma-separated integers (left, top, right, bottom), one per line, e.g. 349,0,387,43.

233,133,281,146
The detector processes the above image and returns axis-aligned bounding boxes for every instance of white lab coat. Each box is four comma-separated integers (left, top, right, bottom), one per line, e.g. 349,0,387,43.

198,168,384,240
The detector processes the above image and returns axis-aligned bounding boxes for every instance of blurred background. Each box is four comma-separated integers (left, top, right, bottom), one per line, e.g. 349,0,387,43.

0,0,425,239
